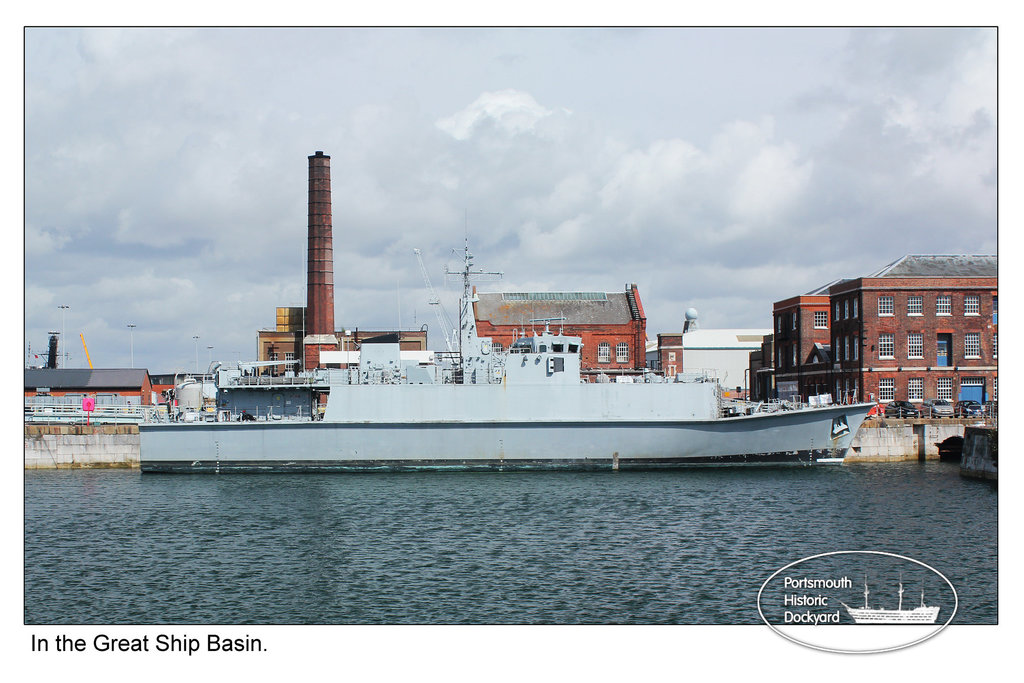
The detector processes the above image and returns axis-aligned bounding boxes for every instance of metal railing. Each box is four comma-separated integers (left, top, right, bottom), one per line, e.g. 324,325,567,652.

24,401,168,424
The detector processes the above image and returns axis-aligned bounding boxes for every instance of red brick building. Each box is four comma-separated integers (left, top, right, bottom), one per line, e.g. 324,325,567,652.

772,281,837,400
24,368,156,405
474,286,647,380
829,255,997,405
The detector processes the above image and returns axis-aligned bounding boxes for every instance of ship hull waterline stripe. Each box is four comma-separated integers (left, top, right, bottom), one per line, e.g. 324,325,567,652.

141,450,838,473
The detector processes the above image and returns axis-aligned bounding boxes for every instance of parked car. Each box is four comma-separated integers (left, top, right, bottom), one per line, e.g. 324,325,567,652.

955,400,985,418
921,399,954,417
884,400,920,418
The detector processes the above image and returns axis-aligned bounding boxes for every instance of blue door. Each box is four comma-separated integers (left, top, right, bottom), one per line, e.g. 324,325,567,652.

958,383,985,402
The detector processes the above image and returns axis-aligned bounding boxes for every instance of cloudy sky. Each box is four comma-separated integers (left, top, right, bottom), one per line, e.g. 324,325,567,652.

24,27,996,373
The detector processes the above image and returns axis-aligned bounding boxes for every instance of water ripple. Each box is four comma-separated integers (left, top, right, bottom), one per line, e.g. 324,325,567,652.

25,463,996,624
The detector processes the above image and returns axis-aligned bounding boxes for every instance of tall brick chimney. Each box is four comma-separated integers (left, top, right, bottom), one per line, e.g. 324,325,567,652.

304,151,338,369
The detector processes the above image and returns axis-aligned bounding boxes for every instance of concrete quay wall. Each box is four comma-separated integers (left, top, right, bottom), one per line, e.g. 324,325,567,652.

845,420,967,463
960,426,997,480
24,424,140,469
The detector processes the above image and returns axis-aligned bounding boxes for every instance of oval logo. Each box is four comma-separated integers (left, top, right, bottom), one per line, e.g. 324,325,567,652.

757,551,958,654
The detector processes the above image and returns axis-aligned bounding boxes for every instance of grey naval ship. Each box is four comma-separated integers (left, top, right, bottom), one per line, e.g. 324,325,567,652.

139,245,872,473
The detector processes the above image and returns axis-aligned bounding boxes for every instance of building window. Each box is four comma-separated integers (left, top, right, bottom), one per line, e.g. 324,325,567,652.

878,296,894,316
777,316,783,333
879,378,895,402
843,300,849,319
965,295,980,316
908,378,923,401
792,313,797,330
964,333,980,358
668,351,676,362
993,295,998,324
907,333,923,359
778,348,783,369
853,299,858,318
814,311,827,329
285,352,295,361
269,352,279,361
853,336,859,361
993,334,997,359
936,295,951,316
616,342,630,363
492,342,503,353
937,377,953,401
879,333,894,359
907,296,923,316
792,345,797,367
598,342,611,363
835,302,840,320
843,336,849,361
993,377,997,401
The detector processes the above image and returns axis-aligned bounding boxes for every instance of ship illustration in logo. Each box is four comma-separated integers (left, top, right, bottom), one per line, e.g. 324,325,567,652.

840,575,940,624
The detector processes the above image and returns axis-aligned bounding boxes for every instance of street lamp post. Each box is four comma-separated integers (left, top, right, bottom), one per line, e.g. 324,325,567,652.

127,323,136,368
193,335,200,374
58,305,70,368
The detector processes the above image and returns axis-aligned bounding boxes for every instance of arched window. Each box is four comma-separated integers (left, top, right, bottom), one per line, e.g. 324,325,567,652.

616,342,629,363
598,342,611,363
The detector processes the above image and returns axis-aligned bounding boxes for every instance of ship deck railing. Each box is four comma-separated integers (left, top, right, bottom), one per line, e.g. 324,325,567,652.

230,375,322,387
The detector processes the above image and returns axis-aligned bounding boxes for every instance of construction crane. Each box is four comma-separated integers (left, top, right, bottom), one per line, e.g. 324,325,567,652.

80,333,94,369
413,248,456,352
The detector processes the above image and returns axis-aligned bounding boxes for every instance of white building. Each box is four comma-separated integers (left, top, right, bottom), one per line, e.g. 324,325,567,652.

647,328,770,396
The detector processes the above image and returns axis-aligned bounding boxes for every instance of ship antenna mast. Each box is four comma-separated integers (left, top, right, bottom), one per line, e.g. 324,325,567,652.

898,572,904,611
445,236,501,358
863,574,870,609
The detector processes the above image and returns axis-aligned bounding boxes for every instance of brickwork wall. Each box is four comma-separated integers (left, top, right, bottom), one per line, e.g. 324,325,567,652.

773,295,831,398
830,277,997,402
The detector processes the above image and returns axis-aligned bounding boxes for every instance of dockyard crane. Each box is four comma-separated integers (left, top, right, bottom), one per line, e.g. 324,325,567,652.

80,333,94,369
413,248,457,352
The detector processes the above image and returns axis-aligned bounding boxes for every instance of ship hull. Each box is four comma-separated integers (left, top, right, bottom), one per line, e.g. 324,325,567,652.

842,606,940,624
139,404,870,473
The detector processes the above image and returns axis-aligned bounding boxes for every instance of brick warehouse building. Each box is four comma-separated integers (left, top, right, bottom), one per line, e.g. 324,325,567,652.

474,286,647,380
770,255,996,405
772,281,840,401
830,255,996,405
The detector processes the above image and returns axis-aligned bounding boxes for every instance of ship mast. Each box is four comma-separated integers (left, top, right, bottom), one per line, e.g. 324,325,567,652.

898,573,904,611
863,574,870,609
445,237,501,381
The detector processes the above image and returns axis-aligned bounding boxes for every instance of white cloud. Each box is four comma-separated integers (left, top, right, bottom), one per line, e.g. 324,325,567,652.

436,89,555,140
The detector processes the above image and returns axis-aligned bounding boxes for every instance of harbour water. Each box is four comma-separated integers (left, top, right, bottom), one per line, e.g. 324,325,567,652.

24,461,996,624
